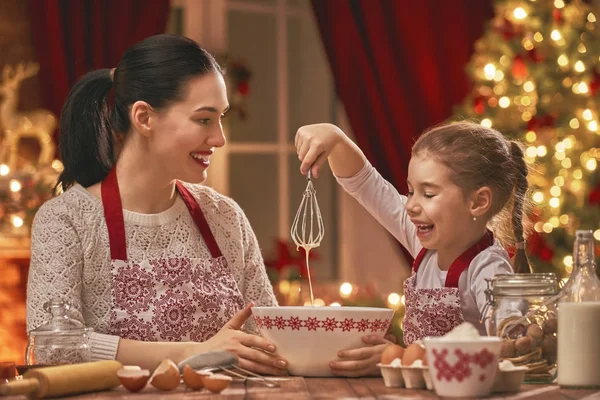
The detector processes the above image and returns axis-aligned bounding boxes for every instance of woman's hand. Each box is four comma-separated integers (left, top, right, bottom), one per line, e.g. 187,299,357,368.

295,123,345,179
205,303,288,376
329,335,393,377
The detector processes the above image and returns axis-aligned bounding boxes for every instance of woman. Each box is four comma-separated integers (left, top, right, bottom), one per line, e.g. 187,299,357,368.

26,34,287,375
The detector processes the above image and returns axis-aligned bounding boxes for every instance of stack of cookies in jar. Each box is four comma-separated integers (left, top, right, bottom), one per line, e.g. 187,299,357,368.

498,314,557,382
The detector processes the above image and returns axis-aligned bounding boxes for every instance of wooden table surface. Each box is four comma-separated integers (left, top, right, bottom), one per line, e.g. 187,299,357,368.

7,377,599,399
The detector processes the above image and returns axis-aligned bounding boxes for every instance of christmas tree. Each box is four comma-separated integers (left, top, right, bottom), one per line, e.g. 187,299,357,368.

457,0,600,278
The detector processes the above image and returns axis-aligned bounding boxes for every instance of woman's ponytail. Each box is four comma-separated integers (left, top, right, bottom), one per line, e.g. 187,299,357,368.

55,68,114,192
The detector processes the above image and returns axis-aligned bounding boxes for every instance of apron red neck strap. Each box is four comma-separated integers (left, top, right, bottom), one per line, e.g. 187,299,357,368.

101,168,223,261
101,168,127,261
412,230,495,288
175,181,222,258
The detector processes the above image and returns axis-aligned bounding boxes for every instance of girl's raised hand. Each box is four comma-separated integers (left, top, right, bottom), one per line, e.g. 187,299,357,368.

295,123,345,179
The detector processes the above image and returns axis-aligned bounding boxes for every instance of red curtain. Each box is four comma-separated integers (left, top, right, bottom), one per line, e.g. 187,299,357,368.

311,0,493,192
27,0,171,142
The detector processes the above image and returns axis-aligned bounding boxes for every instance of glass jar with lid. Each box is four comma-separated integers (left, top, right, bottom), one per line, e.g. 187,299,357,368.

25,299,93,365
483,273,559,383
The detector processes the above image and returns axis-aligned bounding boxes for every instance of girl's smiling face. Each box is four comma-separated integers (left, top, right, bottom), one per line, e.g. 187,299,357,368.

405,154,479,257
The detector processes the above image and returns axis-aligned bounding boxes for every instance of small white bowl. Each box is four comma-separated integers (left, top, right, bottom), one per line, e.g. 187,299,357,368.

424,336,502,398
492,366,528,393
377,363,404,388
400,366,426,389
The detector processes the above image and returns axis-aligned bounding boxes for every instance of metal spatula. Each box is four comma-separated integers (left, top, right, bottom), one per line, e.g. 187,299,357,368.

177,351,280,388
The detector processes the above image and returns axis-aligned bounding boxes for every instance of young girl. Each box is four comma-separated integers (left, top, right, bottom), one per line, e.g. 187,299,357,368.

27,34,288,375
295,121,529,361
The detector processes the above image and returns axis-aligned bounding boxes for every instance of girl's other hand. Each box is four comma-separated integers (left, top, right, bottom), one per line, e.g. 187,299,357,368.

328,334,392,377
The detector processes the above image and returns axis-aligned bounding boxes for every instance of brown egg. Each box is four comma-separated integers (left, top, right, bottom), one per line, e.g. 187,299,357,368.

150,359,181,391
381,344,405,365
182,364,212,390
117,367,150,392
402,343,426,366
202,373,232,393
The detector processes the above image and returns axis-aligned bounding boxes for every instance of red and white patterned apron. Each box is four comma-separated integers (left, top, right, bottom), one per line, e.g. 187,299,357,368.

402,231,494,345
101,167,245,342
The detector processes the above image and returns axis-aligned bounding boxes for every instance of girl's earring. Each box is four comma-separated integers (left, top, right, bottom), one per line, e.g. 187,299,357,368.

473,216,477,221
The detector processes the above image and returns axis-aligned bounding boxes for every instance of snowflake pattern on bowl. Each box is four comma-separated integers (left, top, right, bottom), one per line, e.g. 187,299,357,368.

254,315,391,333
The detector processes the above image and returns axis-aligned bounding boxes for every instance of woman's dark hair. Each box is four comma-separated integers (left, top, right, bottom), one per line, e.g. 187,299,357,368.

56,34,222,192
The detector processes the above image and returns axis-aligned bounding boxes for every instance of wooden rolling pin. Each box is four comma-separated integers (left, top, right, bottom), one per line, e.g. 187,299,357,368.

0,360,122,399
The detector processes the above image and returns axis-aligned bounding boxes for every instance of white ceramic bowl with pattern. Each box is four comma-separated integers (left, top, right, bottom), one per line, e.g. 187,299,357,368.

423,337,503,398
252,306,394,377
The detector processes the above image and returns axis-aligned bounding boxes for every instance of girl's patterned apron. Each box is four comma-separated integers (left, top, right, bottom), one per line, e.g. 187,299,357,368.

402,231,494,345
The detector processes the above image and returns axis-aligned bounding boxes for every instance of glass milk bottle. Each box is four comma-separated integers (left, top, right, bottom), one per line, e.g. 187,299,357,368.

557,230,600,388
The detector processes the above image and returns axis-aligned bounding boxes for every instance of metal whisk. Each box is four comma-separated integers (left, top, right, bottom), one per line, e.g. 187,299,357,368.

291,170,325,252
291,170,324,306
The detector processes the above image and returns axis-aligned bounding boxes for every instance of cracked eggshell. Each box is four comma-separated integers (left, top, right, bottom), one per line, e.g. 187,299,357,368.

202,373,232,393
182,364,213,390
150,359,181,391
117,367,151,392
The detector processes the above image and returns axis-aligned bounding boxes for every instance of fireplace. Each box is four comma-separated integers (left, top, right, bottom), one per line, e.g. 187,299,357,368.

0,239,29,364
